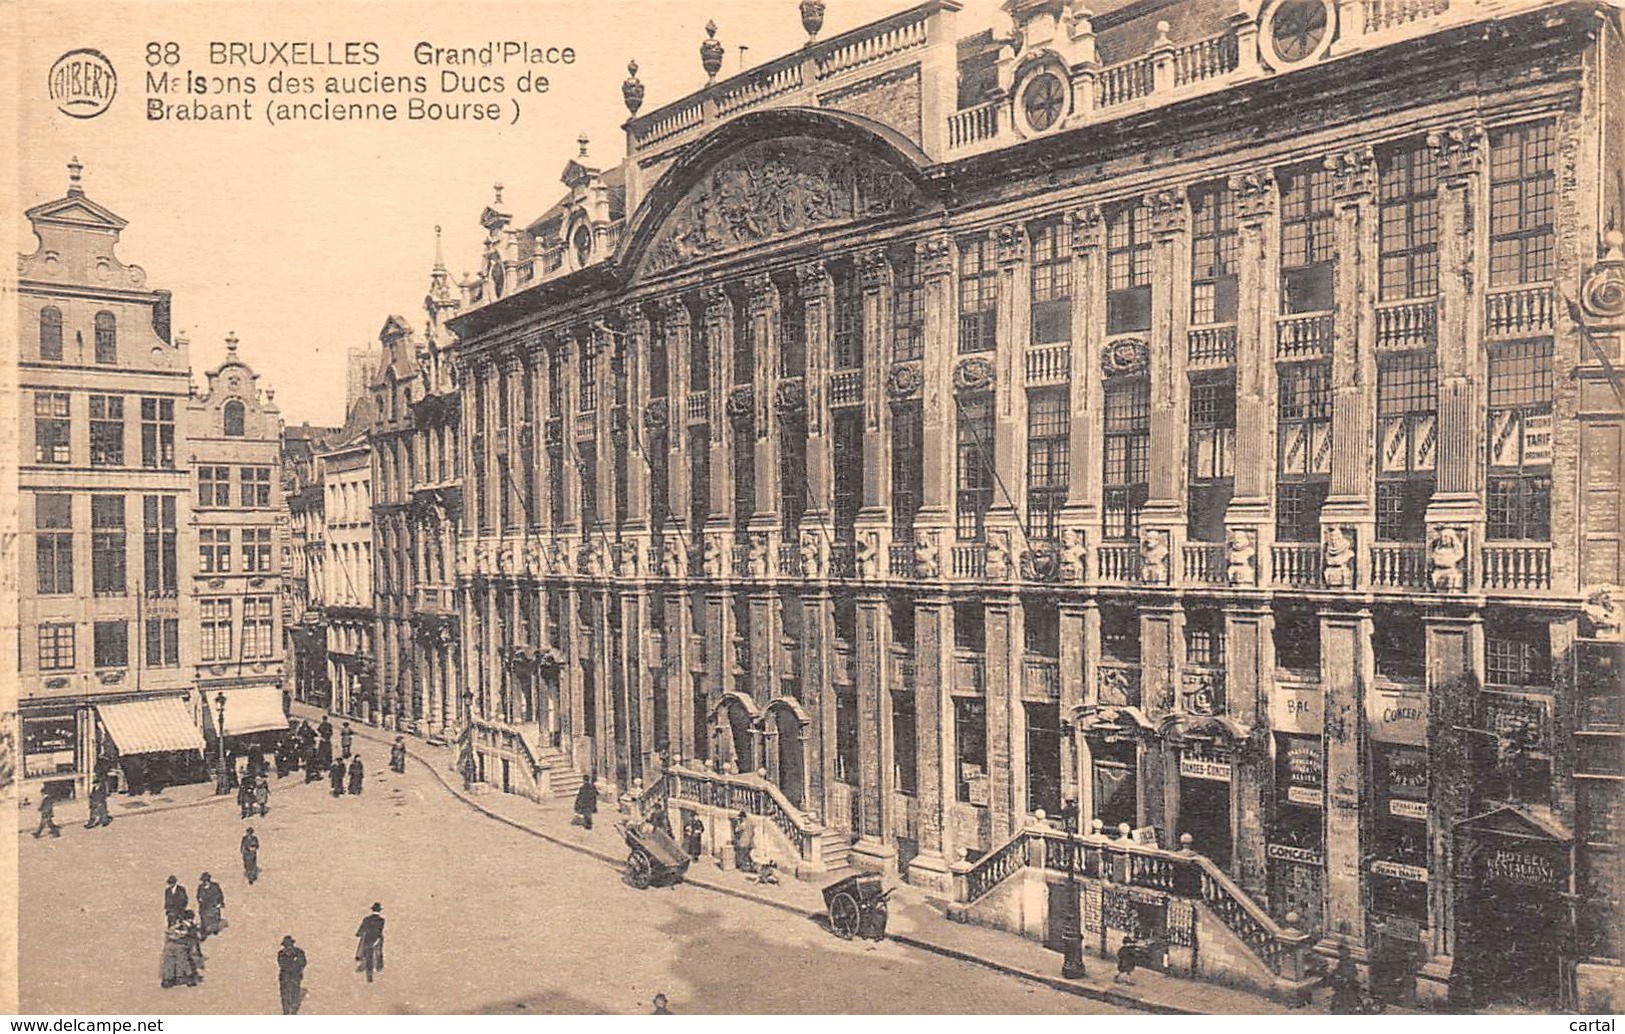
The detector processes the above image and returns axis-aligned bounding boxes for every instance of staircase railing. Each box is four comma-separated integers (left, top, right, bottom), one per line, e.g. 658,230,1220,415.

663,764,820,863
957,824,1313,979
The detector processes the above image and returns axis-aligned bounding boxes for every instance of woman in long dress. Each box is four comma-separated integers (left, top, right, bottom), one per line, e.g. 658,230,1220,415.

159,912,201,988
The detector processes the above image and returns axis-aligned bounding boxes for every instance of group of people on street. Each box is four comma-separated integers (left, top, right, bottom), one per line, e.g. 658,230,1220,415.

160,875,209,988
236,772,271,819
31,775,115,839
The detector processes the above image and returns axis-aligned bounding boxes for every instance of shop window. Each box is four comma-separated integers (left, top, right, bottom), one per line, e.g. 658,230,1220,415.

955,696,988,803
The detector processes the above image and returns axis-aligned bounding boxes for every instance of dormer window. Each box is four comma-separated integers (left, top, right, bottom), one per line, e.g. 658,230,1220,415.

573,225,592,268
223,400,246,437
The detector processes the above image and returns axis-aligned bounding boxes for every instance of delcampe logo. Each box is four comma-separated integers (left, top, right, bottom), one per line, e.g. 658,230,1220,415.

48,48,118,119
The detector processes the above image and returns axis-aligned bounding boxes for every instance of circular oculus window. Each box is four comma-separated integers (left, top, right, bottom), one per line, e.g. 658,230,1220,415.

1021,72,1067,133
1264,0,1334,66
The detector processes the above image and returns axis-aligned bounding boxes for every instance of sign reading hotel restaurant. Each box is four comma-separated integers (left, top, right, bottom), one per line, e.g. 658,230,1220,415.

1483,848,1558,887
1389,799,1429,821
1368,686,1427,745
1371,860,1430,883
1271,684,1324,734
1180,755,1232,781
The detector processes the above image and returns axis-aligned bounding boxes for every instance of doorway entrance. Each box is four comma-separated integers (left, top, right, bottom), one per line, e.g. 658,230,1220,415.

1090,736,1138,832
1452,809,1571,1009
1179,773,1233,870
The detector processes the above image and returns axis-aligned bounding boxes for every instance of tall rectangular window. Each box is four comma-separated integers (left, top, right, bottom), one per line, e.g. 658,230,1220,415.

1026,389,1069,542
1378,141,1440,300
200,598,232,662
954,696,988,803
893,691,919,796
89,395,124,467
145,617,180,667
777,276,806,377
688,426,709,542
1376,352,1438,541
200,528,231,573
1276,363,1332,542
1490,122,1556,286
198,466,230,507
1487,339,1554,540
143,495,178,596
39,306,63,361
35,494,73,595
578,338,598,412
891,402,924,539
1280,162,1335,313
835,684,859,783
955,393,994,541
140,398,175,469
38,624,75,671
243,596,275,658
93,620,128,668
780,421,807,535
91,494,126,596
240,466,272,508
733,426,755,530
93,312,117,365
891,247,925,361
1030,219,1072,343
648,314,669,399
1188,377,1236,542
1103,378,1151,540
958,235,998,353
580,451,598,531
1190,182,1239,324
732,290,754,386
34,392,70,465
833,411,863,542
1107,203,1152,334
242,527,273,573
832,264,864,369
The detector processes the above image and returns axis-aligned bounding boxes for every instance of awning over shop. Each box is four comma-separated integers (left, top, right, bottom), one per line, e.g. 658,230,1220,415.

204,686,290,737
97,697,206,756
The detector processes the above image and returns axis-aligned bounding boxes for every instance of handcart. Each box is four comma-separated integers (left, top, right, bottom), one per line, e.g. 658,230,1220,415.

821,873,891,940
618,820,690,889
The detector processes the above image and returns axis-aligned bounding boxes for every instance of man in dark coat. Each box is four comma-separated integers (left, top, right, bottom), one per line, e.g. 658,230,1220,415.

329,758,346,798
340,722,354,759
682,813,705,860
84,779,113,828
241,827,261,884
31,793,60,838
196,873,225,939
317,716,333,743
347,755,365,795
572,775,598,830
355,903,385,982
164,875,188,921
237,774,256,819
277,936,307,1014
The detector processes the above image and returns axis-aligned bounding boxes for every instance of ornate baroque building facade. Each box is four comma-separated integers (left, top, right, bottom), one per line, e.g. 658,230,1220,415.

443,0,1623,1009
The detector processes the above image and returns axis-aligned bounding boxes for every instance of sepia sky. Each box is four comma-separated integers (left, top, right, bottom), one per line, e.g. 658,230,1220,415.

16,0,1000,427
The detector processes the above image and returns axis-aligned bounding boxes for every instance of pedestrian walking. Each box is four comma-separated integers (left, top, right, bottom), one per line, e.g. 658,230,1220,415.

303,740,321,783
682,813,705,860
572,775,598,830
164,875,189,921
329,758,346,798
31,793,61,839
651,993,672,1015
318,716,333,743
160,911,202,988
253,777,270,816
277,935,307,1015
732,810,756,873
237,775,256,819
355,903,385,983
390,736,407,774
84,779,113,829
241,827,261,885
347,754,365,795
196,873,225,939
340,722,354,759
1115,934,1142,984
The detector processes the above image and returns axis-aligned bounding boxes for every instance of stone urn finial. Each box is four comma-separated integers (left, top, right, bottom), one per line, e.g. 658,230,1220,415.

701,21,725,83
622,60,645,116
801,0,827,40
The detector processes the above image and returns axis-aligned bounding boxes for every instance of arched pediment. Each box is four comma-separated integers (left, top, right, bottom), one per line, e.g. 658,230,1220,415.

622,107,937,281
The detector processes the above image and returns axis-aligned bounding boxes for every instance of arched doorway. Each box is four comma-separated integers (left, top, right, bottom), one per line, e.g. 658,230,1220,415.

714,694,759,774
537,652,563,749
765,699,809,808
1072,705,1154,834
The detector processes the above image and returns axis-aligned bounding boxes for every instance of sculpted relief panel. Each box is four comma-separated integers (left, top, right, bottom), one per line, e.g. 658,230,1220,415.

643,136,921,274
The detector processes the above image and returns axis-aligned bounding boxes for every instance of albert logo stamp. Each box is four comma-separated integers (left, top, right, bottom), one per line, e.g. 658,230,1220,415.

48,48,118,119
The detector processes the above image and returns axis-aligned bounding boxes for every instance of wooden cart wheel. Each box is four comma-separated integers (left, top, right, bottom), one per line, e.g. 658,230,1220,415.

830,891,860,939
627,849,653,889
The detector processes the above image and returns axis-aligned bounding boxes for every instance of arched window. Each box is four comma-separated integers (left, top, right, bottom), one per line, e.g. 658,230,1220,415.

94,311,117,364
39,307,63,360
223,400,246,437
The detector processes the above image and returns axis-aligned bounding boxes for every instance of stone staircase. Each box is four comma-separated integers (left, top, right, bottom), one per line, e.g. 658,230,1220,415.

948,823,1321,1003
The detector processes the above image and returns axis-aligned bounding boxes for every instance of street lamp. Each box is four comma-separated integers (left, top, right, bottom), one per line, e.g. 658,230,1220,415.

213,692,230,795
1060,797,1087,979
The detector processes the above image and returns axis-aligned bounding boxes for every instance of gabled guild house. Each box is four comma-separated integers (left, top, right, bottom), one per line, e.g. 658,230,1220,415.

437,0,1623,1009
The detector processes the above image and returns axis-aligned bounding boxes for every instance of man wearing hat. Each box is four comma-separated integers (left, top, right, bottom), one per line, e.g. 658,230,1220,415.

277,936,307,1014
355,903,385,982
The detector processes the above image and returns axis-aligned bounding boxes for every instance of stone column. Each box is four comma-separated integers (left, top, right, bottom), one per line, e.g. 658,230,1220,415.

909,593,954,890
1320,606,1373,959
852,592,897,872
744,275,781,710
662,302,693,553
1059,601,1088,805
1226,171,1281,571
1323,148,1379,577
985,592,1025,840
1425,124,1488,582
990,225,1029,562
857,248,894,557
621,304,652,555
664,590,692,764
1226,602,1273,899
799,262,834,529
1141,601,1181,838
1066,207,1106,549
803,587,837,826
915,236,956,543
1142,189,1192,561
1423,612,1482,991
557,340,582,543
702,284,735,534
